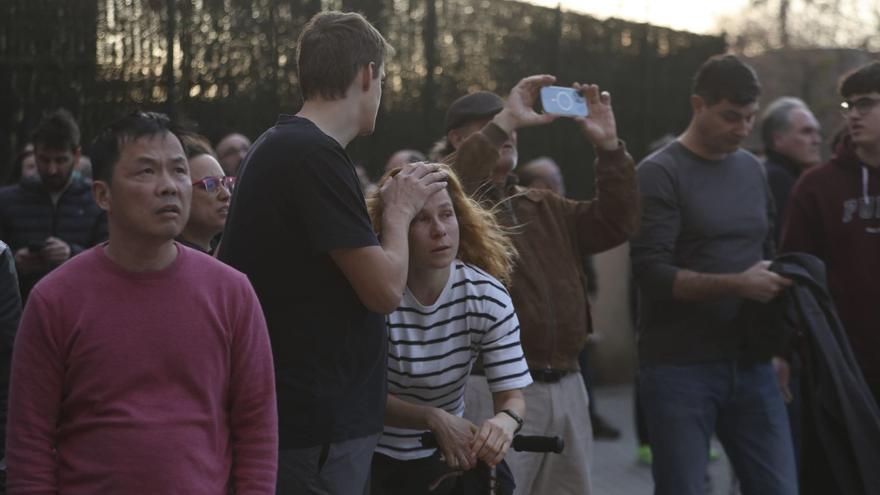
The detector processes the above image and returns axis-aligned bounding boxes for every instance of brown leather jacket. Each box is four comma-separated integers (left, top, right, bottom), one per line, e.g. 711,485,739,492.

447,123,640,371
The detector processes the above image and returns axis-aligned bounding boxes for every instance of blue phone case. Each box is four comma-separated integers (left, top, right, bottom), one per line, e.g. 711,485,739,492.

540,86,589,117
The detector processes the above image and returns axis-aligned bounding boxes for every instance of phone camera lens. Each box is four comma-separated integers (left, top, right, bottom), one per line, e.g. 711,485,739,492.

556,92,573,110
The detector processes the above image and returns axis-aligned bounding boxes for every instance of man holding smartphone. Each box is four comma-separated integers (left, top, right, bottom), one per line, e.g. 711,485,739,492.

0,109,107,301
631,55,797,495
445,75,640,495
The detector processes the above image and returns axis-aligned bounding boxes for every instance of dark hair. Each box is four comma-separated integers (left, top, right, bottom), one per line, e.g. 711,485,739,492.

839,61,880,98
31,108,80,151
693,54,761,106
179,132,216,159
760,97,807,152
89,111,180,183
7,144,34,184
296,11,392,100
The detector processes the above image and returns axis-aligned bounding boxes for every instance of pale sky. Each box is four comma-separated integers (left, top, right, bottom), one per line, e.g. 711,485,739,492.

525,0,750,34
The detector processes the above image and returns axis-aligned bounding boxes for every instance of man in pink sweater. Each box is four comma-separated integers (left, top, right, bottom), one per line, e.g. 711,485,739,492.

5,111,278,494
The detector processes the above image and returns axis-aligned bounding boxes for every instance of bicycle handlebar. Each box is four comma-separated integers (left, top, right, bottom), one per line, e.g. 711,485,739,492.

419,432,565,453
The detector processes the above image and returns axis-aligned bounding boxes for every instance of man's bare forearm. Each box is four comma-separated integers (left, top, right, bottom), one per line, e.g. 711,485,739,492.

376,209,412,302
672,269,743,301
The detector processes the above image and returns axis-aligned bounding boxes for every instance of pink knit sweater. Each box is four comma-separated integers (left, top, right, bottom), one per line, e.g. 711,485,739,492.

6,244,277,494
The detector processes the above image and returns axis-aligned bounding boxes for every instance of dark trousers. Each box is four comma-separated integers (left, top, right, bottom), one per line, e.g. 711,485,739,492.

371,452,457,495
277,433,378,495
371,452,515,495
640,361,797,495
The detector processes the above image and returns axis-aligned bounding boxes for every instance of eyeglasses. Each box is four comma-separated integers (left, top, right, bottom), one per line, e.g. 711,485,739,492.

840,97,880,117
192,175,235,194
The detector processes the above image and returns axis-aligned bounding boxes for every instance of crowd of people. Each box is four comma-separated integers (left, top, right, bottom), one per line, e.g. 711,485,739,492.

0,9,878,495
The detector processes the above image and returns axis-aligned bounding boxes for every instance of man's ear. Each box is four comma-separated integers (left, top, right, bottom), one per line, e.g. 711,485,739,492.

73,146,82,162
772,132,784,151
361,62,375,92
690,94,705,114
92,180,111,212
447,129,462,150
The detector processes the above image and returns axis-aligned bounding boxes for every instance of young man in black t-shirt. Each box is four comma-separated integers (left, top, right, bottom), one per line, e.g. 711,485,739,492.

218,11,446,495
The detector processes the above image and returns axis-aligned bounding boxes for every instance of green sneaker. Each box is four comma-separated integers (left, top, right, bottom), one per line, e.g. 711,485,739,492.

637,444,653,465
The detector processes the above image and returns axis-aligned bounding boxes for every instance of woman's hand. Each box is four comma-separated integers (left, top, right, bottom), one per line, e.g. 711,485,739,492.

427,408,478,470
470,413,518,467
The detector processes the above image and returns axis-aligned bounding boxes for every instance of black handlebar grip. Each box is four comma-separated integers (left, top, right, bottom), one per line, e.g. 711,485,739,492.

511,435,564,453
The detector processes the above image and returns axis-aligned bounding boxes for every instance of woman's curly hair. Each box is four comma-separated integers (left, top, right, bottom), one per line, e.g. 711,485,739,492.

367,164,517,285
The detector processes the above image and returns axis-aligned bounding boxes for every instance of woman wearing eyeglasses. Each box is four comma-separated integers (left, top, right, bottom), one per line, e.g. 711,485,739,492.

178,135,235,254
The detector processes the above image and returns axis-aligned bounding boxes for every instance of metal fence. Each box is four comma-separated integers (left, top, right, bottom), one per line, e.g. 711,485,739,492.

0,0,724,197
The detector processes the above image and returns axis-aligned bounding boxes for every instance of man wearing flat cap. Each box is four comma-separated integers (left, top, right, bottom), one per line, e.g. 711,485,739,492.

444,75,640,494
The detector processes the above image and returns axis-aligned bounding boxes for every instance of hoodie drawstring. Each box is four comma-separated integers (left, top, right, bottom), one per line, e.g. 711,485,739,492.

862,166,870,205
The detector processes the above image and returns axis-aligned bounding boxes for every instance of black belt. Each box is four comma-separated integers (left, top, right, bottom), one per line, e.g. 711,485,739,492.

529,369,572,383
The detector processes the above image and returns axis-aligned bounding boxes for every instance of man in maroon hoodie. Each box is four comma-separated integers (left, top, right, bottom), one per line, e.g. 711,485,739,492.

781,61,880,403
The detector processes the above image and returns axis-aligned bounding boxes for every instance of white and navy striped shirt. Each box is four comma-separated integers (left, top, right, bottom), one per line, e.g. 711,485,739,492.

377,261,532,460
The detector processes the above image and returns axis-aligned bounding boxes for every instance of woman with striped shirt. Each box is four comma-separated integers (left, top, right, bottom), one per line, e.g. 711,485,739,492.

368,165,532,495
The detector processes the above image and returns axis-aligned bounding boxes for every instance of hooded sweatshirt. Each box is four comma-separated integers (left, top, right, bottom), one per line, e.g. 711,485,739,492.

781,134,880,388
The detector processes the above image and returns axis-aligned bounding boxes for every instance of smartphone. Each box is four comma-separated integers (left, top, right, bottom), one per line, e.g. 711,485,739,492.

27,239,47,253
540,86,589,117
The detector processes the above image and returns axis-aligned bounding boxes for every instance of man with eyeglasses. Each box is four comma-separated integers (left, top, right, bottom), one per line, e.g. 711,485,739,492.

631,54,797,495
781,61,880,406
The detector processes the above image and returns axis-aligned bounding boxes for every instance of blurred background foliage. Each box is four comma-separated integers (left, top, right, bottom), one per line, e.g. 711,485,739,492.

724,0,880,55
0,0,724,199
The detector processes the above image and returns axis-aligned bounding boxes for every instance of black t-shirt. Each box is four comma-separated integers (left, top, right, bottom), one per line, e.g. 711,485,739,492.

218,115,386,448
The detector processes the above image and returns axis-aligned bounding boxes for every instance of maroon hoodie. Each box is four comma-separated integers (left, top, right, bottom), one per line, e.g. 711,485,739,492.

781,135,880,388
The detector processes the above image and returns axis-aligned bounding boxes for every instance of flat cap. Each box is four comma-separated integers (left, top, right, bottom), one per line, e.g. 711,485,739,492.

445,91,504,132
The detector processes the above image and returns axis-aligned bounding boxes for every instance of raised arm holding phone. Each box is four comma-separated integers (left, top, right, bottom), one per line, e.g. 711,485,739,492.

441,74,640,495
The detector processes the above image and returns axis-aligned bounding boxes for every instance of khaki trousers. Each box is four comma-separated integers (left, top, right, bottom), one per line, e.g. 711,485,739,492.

463,373,593,495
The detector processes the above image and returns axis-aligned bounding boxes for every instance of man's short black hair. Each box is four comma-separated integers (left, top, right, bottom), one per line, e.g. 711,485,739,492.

31,109,80,152
693,54,761,106
839,61,880,98
90,111,181,184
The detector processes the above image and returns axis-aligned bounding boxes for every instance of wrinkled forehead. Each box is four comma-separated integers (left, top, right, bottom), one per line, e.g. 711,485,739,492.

786,107,820,129
117,131,185,164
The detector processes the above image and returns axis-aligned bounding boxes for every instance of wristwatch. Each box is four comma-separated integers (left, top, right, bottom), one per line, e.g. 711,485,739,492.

501,409,524,434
